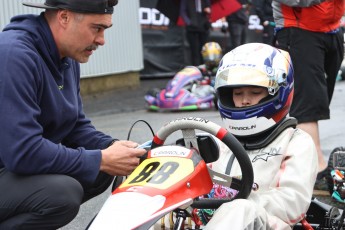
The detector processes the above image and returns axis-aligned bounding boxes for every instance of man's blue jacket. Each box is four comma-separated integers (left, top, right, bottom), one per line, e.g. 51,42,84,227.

0,13,114,185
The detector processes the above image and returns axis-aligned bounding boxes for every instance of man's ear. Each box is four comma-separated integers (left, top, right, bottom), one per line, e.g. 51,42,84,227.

57,10,70,28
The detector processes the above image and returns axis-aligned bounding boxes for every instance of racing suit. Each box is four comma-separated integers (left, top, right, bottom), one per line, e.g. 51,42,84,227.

204,127,318,229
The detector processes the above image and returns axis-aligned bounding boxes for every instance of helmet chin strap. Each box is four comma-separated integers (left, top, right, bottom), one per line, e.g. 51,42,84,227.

225,117,297,175
237,117,297,150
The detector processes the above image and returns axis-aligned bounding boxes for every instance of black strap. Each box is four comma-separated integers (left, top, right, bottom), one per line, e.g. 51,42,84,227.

240,117,297,150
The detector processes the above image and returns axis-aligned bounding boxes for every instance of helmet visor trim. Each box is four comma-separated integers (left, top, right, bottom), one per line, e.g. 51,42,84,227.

215,66,287,96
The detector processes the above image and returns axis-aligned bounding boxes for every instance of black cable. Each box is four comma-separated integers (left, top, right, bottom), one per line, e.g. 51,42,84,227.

126,119,155,141
111,120,155,192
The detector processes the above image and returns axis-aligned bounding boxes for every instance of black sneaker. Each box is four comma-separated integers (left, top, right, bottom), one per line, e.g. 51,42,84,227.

314,147,345,196
313,169,331,196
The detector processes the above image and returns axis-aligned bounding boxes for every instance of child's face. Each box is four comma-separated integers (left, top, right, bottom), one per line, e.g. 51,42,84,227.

233,86,269,108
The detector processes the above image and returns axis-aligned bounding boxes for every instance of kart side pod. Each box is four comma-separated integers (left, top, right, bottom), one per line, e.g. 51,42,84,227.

89,145,213,230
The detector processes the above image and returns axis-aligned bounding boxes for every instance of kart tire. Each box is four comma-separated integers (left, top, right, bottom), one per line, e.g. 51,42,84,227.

326,146,345,195
146,88,161,97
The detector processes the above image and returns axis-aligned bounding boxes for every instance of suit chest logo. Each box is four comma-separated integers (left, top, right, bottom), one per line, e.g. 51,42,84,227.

251,147,282,162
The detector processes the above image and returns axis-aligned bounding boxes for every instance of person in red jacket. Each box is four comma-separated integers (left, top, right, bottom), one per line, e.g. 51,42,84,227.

272,0,345,193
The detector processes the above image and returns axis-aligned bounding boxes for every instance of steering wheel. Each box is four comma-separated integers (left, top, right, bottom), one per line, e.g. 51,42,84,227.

151,117,254,209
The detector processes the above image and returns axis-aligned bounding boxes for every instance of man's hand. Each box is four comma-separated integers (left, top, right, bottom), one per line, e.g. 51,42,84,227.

204,7,211,15
100,140,147,176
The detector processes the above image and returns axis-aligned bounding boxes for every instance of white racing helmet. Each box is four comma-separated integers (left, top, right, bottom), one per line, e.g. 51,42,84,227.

215,43,294,137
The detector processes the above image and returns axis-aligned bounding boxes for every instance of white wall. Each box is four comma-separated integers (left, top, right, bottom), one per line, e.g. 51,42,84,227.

0,0,144,78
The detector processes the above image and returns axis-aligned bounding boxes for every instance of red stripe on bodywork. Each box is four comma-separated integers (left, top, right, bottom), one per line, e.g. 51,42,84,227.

153,136,164,145
216,128,228,140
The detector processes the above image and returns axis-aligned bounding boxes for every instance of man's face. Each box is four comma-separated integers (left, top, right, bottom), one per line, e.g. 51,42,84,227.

61,12,113,63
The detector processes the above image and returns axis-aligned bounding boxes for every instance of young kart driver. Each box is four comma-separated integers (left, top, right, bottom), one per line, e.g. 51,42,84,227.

198,41,223,79
204,43,318,229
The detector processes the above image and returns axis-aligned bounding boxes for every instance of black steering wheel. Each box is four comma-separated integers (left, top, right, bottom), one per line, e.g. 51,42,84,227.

151,117,254,209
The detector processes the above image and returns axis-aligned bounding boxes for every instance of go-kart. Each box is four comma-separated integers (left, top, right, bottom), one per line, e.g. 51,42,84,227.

88,117,253,229
144,66,217,112
87,117,345,230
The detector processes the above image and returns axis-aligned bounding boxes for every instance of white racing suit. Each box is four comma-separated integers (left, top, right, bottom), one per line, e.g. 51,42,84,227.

204,127,318,229
152,127,318,230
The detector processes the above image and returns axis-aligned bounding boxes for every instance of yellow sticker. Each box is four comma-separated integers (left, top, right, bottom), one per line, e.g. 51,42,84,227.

120,157,194,190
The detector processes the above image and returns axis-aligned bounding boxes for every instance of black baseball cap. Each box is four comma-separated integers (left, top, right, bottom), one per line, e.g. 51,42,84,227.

23,0,118,14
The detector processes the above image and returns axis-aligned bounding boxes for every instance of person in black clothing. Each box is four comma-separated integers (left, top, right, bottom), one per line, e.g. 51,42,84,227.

226,0,249,51
252,0,275,45
180,0,212,66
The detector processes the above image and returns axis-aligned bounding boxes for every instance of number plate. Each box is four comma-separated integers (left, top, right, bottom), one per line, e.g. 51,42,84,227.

120,157,194,190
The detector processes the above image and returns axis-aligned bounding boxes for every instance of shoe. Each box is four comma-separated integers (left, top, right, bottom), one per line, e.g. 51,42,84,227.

313,169,332,196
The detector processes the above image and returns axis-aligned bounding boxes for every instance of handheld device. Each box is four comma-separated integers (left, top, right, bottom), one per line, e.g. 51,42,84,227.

136,140,152,150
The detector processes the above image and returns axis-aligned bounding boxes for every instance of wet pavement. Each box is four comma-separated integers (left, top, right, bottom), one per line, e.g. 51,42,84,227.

82,78,170,116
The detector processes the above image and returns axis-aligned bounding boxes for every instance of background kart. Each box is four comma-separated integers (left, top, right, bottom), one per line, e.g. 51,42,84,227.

144,66,217,112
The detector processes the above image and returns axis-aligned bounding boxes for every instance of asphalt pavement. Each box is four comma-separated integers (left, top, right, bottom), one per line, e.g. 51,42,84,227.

61,78,345,230
82,78,170,116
